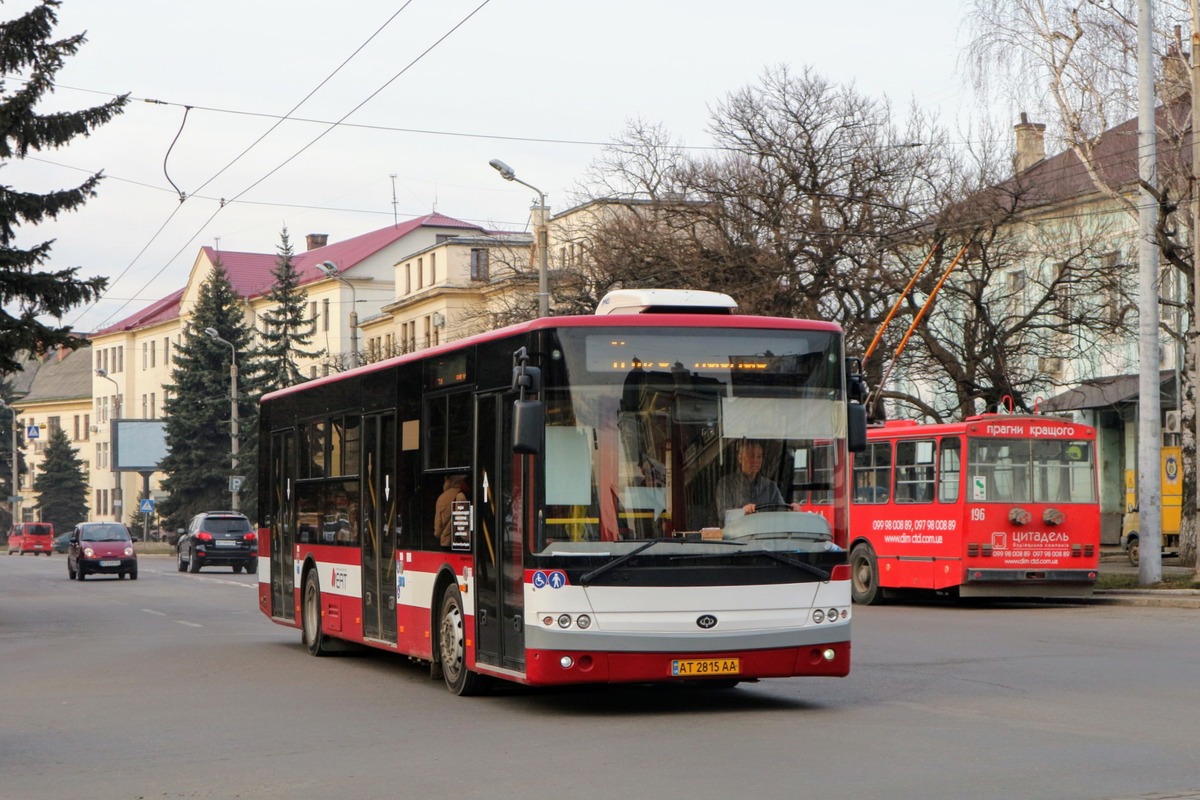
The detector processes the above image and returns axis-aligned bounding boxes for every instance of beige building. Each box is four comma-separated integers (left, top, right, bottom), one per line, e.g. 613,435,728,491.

9,345,93,523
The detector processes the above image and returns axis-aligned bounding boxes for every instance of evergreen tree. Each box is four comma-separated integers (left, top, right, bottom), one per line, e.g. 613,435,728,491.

32,427,88,531
0,1,128,374
258,227,322,392
157,263,263,529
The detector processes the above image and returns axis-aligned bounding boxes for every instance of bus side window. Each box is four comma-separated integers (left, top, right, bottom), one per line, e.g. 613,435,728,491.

853,442,891,504
895,440,935,503
938,437,961,503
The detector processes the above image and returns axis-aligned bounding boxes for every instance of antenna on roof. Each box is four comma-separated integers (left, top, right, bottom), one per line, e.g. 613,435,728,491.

389,174,398,227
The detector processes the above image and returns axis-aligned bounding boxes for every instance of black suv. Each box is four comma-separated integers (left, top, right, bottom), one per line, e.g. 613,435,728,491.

177,511,258,574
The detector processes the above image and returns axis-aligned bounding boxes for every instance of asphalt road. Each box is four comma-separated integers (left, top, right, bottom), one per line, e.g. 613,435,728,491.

2,553,1199,800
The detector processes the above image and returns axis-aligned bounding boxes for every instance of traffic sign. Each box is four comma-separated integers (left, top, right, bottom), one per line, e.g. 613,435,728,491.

139,498,155,513
25,425,39,440
229,475,245,493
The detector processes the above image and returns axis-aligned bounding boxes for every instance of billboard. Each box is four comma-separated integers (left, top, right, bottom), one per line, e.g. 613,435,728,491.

112,419,168,471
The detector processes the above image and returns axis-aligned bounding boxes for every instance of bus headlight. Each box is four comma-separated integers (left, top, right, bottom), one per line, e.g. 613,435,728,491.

557,614,572,628
812,609,826,623
576,614,591,629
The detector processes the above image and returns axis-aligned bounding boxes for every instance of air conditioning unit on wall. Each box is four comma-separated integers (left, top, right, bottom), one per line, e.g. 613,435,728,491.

1165,410,1181,434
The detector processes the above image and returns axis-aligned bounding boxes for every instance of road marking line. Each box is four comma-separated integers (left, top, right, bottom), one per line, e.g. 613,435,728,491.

175,620,203,628
142,609,167,616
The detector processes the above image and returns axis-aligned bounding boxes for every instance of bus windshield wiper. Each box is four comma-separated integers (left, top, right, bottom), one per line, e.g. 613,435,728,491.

579,539,683,586
674,548,831,581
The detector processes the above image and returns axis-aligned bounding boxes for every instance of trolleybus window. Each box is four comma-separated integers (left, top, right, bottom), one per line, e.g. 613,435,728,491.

894,440,935,503
853,442,891,503
1032,439,1096,503
938,437,961,502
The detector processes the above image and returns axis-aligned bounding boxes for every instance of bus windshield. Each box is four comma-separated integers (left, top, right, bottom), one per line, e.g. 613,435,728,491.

967,437,1096,504
537,327,845,552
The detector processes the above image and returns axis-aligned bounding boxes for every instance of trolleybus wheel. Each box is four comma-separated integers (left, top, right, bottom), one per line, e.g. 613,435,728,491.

302,569,334,656
850,543,882,605
438,584,485,696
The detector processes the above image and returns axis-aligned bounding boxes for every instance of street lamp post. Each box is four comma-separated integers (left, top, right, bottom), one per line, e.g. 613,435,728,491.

489,159,549,318
317,260,359,369
0,400,18,524
205,328,240,512
96,368,122,520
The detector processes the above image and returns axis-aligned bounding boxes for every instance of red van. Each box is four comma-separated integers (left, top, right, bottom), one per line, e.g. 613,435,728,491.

8,522,55,556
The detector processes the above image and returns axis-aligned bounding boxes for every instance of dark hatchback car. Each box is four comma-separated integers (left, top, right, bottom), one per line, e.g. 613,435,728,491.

53,531,72,553
177,511,257,574
68,522,137,580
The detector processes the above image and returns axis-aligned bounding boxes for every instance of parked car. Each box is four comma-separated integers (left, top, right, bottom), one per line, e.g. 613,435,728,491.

68,522,137,580
177,511,257,574
8,522,55,555
52,531,72,553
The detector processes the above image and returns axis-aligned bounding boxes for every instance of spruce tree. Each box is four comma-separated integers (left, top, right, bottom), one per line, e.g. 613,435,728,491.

32,427,88,532
258,227,322,392
0,1,128,374
157,263,262,529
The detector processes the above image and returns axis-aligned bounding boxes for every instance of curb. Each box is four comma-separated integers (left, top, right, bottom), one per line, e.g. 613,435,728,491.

1089,589,1200,609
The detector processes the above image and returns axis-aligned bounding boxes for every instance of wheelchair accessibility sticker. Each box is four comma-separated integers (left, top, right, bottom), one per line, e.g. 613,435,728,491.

532,570,567,589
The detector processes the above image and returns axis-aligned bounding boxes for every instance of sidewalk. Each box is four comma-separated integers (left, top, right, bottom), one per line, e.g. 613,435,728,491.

1092,547,1200,608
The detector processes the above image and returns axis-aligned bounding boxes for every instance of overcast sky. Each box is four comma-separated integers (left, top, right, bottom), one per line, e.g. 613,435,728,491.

6,0,983,332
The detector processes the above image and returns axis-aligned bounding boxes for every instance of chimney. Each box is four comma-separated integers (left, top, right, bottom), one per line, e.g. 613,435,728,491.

305,233,329,251
1013,112,1046,174
1160,26,1189,104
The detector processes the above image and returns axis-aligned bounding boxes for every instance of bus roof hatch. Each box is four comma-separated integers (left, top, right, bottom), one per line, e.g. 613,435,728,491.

594,289,737,315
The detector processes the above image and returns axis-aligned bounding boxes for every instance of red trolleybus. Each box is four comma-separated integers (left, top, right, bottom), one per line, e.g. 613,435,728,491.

802,414,1099,603
257,290,866,694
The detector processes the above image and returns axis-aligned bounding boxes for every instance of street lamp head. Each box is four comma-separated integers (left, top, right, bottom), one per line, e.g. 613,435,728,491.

95,368,108,377
489,158,516,181
317,260,339,277
204,327,220,340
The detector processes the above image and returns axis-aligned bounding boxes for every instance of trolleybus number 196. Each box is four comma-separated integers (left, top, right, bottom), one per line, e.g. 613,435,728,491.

671,658,741,676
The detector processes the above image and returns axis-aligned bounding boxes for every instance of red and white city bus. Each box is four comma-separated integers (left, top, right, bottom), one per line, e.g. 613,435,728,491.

257,290,866,694
799,414,1100,603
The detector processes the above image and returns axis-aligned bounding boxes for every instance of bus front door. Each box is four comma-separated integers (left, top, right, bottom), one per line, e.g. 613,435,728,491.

269,430,296,622
361,414,398,645
473,392,525,673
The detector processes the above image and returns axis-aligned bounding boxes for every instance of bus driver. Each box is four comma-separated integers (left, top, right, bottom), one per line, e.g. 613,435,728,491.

716,440,802,521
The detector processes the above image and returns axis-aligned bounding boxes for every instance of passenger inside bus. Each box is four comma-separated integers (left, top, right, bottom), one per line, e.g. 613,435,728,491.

716,440,802,523
435,474,469,549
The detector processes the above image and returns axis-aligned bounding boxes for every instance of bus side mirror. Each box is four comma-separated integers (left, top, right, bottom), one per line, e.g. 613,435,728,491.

513,399,544,455
847,403,867,453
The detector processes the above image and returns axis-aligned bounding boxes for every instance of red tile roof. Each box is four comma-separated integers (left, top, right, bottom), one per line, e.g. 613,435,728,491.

92,214,484,337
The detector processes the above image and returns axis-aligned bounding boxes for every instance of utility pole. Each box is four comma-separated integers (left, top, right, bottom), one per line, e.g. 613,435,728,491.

1189,0,1200,580
1138,0,1164,585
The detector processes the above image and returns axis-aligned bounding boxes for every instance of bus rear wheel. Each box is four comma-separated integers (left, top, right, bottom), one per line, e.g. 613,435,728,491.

438,584,485,696
850,543,883,605
302,569,334,656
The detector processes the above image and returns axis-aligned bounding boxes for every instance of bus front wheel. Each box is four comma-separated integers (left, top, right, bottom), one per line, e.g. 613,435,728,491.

850,543,883,605
438,584,485,696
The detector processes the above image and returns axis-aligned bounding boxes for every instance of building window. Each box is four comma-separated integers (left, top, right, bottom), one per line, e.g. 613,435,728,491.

323,298,330,332
405,263,412,294
418,257,424,290
310,301,318,323
142,342,148,369
430,252,436,285
470,248,489,281
150,340,156,368
423,316,431,349
1005,271,1026,317
164,337,170,365
151,393,156,419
